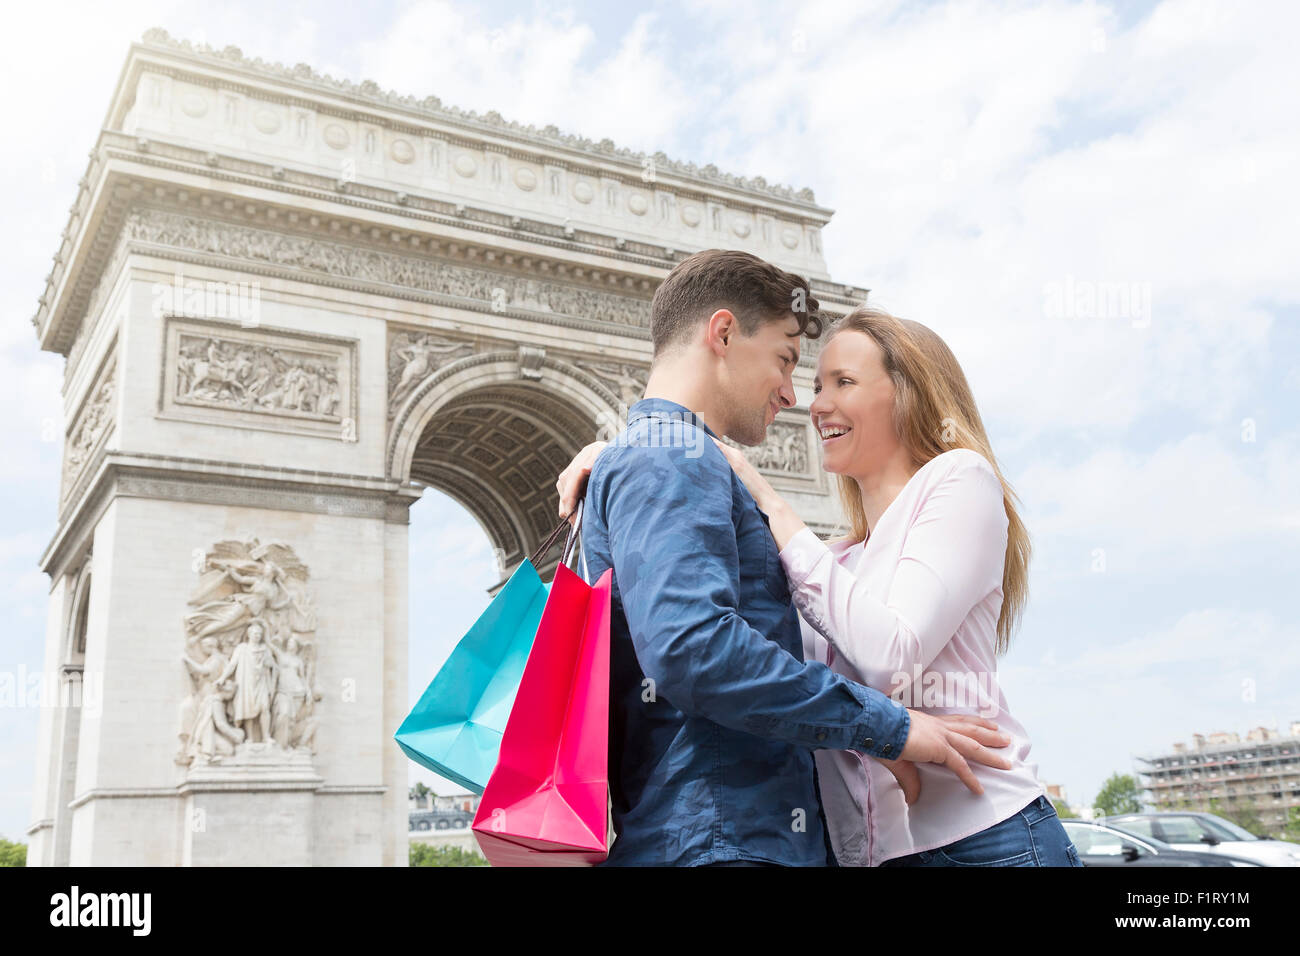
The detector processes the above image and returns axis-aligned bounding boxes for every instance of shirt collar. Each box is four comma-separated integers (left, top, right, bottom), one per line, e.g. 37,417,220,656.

627,398,720,440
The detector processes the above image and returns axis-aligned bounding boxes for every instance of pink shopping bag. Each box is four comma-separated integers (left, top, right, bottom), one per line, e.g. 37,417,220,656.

472,554,614,866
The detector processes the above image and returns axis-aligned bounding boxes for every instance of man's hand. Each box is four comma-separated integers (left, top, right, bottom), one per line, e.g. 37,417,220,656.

556,441,608,525
898,711,1013,796
873,756,922,805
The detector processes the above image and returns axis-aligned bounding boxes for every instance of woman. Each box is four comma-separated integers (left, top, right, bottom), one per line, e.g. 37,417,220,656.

557,306,1080,867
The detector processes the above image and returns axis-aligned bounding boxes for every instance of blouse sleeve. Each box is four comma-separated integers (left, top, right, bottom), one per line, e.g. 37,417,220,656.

777,452,1009,694
798,611,828,666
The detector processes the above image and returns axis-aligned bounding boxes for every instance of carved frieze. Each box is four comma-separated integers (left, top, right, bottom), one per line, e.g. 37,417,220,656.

723,420,811,475
123,208,652,330
62,346,117,504
159,315,358,440
749,421,810,474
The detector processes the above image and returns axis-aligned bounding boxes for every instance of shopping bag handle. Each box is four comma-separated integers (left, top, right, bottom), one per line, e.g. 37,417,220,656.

529,499,584,569
560,499,584,569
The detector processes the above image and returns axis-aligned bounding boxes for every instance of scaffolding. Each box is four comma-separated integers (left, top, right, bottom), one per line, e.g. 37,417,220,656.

1136,727,1300,835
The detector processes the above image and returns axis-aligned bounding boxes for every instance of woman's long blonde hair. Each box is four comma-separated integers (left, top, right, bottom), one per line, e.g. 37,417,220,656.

826,307,1030,654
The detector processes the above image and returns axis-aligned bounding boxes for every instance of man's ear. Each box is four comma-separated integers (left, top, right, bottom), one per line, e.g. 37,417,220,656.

706,308,735,355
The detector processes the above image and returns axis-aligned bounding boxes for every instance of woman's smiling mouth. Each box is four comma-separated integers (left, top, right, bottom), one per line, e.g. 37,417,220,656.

819,423,852,444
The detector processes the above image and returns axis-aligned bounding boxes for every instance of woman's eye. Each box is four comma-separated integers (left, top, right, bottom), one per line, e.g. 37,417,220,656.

839,378,852,386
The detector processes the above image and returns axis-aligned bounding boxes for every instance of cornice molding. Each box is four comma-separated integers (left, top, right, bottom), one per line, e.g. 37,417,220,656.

135,28,827,208
40,450,419,581
37,140,867,357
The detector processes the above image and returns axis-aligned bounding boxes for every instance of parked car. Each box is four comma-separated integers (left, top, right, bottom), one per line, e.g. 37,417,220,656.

1062,820,1263,866
1107,812,1300,867
409,808,475,832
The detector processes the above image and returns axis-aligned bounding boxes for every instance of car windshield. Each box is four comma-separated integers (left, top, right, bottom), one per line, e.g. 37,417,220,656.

1199,815,1259,841
1134,814,1259,843
1111,817,1157,840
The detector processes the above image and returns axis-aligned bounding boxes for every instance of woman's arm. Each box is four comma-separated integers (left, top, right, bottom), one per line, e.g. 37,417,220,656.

779,453,1009,694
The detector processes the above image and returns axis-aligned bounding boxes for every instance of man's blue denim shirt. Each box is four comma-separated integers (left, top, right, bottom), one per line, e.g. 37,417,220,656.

581,398,911,866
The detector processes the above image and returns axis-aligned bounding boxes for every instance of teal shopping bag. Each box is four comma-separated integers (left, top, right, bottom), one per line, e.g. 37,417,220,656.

395,513,577,794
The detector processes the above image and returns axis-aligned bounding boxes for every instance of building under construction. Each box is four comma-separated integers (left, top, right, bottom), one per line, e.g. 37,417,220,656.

1137,723,1300,836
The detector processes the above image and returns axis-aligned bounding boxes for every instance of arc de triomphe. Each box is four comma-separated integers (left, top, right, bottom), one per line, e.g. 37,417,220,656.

27,29,867,866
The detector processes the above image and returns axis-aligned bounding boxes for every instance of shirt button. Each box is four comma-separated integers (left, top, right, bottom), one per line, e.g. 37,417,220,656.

815,730,827,742
862,737,874,749
881,743,892,755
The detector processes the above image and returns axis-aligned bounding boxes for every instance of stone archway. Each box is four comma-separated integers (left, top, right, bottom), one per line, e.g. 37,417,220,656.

48,558,92,867
390,352,620,584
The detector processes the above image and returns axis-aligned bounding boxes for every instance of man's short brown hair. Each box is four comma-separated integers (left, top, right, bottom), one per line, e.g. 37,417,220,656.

649,249,823,357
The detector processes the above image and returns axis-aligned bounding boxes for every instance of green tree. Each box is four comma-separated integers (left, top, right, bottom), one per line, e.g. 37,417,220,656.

1206,798,1268,837
1093,773,1142,817
1227,804,1266,837
409,782,431,807
0,838,27,867
1282,807,1300,843
1051,799,1076,819
409,843,488,867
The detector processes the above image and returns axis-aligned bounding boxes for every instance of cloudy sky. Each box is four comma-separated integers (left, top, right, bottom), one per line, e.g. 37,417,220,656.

3,0,1297,843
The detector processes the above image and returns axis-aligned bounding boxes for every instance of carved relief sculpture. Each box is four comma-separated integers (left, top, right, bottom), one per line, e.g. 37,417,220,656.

177,540,321,767
175,334,342,420
387,330,474,416
124,209,652,331
62,355,117,503
722,421,810,474
160,316,356,440
575,360,649,408
747,421,810,473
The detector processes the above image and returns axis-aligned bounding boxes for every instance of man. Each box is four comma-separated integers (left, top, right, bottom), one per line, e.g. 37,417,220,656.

557,249,1010,866
215,619,275,746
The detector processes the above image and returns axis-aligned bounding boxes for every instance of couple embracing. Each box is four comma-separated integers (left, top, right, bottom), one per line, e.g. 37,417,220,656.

553,249,1081,868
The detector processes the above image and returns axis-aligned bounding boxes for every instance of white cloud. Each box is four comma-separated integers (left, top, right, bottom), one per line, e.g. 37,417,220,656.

1001,605,1296,805
1015,428,1300,576
669,0,1300,440
355,3,692,152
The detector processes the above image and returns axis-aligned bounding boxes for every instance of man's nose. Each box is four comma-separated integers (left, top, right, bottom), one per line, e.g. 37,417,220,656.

779,379,796,409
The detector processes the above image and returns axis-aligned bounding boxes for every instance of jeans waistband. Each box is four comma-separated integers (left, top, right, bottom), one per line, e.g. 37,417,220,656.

1019,794,1056,824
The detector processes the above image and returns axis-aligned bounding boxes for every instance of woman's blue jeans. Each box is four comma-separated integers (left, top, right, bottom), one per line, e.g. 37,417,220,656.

879,795,1083,867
